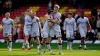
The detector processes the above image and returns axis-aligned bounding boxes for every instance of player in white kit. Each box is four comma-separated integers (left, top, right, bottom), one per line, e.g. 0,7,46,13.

1,12,15,51
63,13,76,50
77,12,91,50
22,10,33,50
28,12,42,54
49,5,63,55
41,10,55,55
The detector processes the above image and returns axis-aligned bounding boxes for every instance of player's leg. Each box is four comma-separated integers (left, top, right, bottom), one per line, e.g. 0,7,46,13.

36,36,41,53
40,38,46,52
79,30,83,49
30,37,34,48
41,38,45,48
67,38,70,50
4,37,9,48
22,29,30,50
45,37,55,55
3,33,9,48
40,31,48,50
28,37,34,50
67,38,73,50
80,37,87,50
69,32,74,50
41,38,45,46
69,39,73,50
79,30,87,50
26,36,29,48
57,37,63,55
22,36,26,50
26,36,30,49
8,35,12,51
22,35,29,50
55,29,63,54
66,31,70,50
83,37,87,50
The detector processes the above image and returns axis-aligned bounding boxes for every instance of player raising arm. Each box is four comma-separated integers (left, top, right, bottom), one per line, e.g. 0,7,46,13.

49,4,63,55
41,10,55,55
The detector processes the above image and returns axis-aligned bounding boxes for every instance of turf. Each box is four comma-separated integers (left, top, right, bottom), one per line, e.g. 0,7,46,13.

0,42,100,56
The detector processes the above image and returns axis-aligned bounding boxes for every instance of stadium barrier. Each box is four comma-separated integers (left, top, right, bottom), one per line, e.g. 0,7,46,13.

0,39,100,44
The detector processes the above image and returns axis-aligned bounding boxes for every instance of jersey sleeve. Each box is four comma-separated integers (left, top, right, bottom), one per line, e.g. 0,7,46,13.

57,13,61,21
11,19,14,25
36,17,40,22
56,13,61,24
86,17,89,23
58,13,61,20
24,16,30,24
24,16,28,23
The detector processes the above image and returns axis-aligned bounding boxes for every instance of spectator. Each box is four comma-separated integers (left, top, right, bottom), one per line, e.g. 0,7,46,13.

90,16,97,30
8,0,12,12
91,7,97,19
48,0,52,10
73,13,80,40
60,14,66,40
96,15,100,32
73,13,80,22
13,24,19,41
0,0,3,15
20,12,25,24
3,0,9,13
88,16,97,44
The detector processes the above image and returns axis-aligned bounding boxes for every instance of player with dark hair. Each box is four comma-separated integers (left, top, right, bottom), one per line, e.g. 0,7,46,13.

77,12,91,50
63,12,76,50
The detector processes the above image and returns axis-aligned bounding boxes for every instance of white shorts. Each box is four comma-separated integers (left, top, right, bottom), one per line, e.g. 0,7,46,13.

41,31,48,38
66,31,74,39
24,25,31,36
42,28,51,38
79,29,87,38
31,30,40,37
3,32,12,37
50,25,62,37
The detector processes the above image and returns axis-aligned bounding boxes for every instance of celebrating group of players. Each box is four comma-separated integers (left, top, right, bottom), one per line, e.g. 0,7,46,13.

1,4,91,55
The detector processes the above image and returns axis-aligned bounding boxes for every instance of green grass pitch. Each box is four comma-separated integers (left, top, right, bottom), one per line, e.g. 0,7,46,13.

0,42,100,56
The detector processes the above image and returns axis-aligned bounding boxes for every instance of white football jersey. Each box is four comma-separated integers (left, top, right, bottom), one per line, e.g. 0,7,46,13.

32,16,40,31
2,18,14,33
24,15,32,26
63,18,76,32
53,12,61,27
77,17,89,31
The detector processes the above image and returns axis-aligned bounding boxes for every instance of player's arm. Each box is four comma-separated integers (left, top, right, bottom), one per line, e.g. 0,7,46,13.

74,19,77,36
50,14,61,24
12,20,16,35
39,21,42,31
51,18,61,24
77,18,80,31
63,19,66,34
87,18,91,30
38,18,42,32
